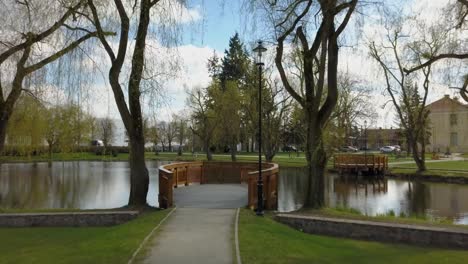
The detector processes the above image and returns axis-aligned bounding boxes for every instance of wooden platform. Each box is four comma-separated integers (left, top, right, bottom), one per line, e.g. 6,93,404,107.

334,154,388,175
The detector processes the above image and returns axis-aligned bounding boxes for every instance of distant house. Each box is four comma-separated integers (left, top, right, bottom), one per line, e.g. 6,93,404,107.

426,95,468,153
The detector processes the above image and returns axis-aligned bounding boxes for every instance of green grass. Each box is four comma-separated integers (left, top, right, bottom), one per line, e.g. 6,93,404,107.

1,151,466,171
394,160,468,171
0,209,170,264
238,209,468,264
390,160,468,178
0,151,312,167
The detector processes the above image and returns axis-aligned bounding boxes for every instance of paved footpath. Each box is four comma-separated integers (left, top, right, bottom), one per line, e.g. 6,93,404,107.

138,184,247,264
141,208,236,264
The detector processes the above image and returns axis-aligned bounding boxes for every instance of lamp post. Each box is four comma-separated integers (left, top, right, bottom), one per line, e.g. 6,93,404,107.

364,120,368,167
253,41,267,216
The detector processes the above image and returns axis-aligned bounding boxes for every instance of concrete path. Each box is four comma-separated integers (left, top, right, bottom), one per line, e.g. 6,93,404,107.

141,208,236,264
138,184,247,264
174,184,247,209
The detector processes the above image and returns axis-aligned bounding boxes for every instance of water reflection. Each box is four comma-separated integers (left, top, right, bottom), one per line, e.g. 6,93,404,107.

0,161,168,209
2,161,468,225
278,167,468,224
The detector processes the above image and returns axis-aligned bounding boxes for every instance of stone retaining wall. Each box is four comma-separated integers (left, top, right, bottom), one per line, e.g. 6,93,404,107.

275,214,468,249
0,211,139,227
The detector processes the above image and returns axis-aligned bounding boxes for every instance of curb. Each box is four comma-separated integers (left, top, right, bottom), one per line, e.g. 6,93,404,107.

235,208,242,264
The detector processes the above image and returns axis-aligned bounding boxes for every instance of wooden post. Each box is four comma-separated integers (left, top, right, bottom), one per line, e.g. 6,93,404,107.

174,168,178,188
185,166,189,186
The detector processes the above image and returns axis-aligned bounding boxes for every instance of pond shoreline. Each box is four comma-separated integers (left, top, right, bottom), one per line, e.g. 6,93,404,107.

386,172,468,184
327,167,468,184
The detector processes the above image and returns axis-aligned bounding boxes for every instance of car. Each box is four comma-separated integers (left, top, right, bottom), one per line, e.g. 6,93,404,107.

340,146,359,152
380,146,396,153
283,145,297,152
91,139,104,147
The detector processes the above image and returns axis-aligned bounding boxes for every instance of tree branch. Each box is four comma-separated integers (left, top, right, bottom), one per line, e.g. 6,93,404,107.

403,53,468,75
0,0,87,65
24,31,115,75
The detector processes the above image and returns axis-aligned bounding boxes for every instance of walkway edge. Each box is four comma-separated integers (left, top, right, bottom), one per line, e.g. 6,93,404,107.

235,208,242,264
127,207,176,264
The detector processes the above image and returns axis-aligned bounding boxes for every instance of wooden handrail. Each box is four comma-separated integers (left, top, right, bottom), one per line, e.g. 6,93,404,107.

333,154,388,175
158,161,279,210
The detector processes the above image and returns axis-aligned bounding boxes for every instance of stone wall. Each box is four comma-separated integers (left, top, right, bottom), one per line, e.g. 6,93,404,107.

275,214,468,249
0,211,139,227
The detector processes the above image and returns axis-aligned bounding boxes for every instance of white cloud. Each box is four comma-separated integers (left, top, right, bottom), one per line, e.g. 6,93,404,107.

152,0,202,25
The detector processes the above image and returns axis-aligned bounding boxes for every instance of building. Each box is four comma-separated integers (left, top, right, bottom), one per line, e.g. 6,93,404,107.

426,95,468,153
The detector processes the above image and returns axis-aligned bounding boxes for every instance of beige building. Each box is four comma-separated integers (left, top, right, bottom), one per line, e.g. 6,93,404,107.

426,95,468,153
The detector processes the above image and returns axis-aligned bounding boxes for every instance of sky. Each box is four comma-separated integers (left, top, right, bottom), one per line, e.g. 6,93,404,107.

84,0,465,129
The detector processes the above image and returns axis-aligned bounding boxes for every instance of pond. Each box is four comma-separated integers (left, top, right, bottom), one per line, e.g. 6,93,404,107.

0,161,168,209
1,161,467,225
279,167,468,225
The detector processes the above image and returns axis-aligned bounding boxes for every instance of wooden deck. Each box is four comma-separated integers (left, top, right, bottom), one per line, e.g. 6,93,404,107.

334,154,388,175
158,161,279,210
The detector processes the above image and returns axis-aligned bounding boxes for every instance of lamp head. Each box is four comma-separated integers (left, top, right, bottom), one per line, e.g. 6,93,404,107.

253,41,267,66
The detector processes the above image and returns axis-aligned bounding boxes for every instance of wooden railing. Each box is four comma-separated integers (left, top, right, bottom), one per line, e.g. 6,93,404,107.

158,161,279,210
334,154,388,175
247,163,279,210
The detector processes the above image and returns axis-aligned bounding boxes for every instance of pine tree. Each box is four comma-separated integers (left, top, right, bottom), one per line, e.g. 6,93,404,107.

220,33,250,87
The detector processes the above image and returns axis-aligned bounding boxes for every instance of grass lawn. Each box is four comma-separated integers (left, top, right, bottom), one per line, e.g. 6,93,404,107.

1,151,465,171
238,209,468,264
390,160,468,178
0,209,170,264
394,160,468,171
0,151,311,167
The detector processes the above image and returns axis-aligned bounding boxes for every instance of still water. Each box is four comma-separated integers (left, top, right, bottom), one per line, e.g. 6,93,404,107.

279,167,468,225
0,161,168,209
1,161,468,224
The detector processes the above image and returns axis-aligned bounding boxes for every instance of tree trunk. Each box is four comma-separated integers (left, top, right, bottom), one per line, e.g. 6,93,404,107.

204,140,212,161
304,113,326,208
411,139,426,172
0,117,9,154
230,143,237,161
128,135,149,206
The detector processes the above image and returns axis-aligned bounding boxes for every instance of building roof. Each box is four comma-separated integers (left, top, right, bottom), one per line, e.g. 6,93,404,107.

426,95,468,113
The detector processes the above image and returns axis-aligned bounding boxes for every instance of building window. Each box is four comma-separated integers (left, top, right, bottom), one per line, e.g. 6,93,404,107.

450,114,457,126
450,132,458,146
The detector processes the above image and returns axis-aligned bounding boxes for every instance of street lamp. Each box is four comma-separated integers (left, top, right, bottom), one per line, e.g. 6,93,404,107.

253,41,267,216
364,120,368,167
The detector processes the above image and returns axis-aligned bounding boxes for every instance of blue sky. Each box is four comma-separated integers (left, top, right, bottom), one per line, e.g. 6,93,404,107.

87,0,462,128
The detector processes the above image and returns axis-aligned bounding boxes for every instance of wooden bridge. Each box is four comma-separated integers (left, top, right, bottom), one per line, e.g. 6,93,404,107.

158,161,279,210
334,154,388,175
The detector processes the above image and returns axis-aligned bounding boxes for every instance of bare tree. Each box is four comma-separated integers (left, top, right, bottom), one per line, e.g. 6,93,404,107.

0,0,111,153
266,0,358,208
330,72,376,148
403,0,468,102
173,114,187,156
157,121,168,152
263,78,291,162
99,117,114,154
88,0,174,206
369,13,438,172
187,87,216,160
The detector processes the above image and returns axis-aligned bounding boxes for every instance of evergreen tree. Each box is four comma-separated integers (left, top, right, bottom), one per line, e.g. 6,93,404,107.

220,33,250,87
